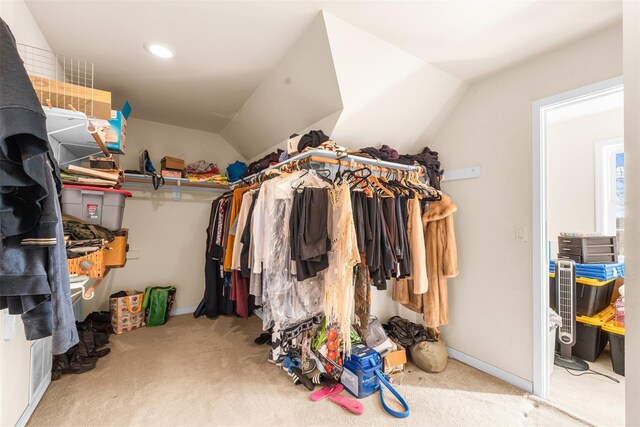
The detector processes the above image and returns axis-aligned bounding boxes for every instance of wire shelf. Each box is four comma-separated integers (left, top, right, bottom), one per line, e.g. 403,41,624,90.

17,43,97,118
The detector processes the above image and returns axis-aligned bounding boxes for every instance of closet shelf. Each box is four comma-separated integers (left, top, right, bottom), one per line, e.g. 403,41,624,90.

122,173,229,193
45,107,110,167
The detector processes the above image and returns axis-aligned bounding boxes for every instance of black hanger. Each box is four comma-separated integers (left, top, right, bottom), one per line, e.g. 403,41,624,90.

344,167,372,190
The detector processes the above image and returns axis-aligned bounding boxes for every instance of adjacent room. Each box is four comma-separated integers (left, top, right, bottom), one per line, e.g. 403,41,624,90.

0,1,637,426
544,85,625,425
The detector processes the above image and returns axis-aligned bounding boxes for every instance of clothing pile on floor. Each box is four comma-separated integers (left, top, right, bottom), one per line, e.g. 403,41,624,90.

251,315,418,417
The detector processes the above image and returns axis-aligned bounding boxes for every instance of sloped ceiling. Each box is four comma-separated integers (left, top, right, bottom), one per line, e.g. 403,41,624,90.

24,0,621,157
220,13,343,159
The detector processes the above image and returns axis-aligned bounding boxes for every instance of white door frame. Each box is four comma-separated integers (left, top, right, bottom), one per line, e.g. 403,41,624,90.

531,76,624,398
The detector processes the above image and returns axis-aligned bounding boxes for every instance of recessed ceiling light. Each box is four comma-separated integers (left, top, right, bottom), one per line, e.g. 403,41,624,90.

144,42,175,59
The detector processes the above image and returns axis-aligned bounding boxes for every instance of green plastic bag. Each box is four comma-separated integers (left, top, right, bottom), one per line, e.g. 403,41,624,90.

143,286,176,327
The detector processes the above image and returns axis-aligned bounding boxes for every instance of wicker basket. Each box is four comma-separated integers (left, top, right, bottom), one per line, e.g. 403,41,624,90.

67,248,107,278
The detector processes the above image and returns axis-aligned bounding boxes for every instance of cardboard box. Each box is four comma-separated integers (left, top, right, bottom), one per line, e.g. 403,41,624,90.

161,169,182,179
383,347,407,376
96,101,130,155
161,156,185,171
30,76,112,120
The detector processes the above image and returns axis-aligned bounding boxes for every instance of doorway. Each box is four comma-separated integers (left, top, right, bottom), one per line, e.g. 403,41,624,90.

532,77,625,424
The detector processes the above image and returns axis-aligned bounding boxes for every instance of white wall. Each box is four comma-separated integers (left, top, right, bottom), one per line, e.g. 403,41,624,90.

427,24,622,383
323,12,465,154
84,118,245,315
548,108,623,255
0,0,52,50
623,2,640,425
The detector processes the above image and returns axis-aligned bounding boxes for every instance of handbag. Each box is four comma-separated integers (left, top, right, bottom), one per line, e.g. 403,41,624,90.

109,290,146,334
143,286,177,327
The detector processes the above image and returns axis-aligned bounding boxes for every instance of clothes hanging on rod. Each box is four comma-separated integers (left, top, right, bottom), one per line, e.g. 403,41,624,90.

194,193,234,319
392,193,458,336
197,150,457,361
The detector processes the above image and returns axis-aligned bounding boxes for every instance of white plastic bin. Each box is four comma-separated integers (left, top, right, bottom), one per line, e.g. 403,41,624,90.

61,185,132,230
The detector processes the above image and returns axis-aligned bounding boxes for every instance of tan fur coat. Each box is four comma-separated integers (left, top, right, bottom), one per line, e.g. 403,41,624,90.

393,194,458,330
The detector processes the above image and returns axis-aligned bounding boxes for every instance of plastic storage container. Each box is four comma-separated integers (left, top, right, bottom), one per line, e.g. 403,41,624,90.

549,274,615,317
572,305,614,362
62,185,132,231
602,322,625,376
557,236,618,264
340,343,382,398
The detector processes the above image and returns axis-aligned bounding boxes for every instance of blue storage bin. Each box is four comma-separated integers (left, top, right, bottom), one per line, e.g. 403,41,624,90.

340,343,382,398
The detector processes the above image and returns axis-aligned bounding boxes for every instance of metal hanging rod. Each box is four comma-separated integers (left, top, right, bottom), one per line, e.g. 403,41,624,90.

231,149,425,187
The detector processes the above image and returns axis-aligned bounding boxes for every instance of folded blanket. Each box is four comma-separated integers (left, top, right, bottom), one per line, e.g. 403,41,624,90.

549,260,624,281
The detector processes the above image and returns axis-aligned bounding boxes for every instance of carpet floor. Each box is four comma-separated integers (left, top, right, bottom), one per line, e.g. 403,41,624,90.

549,346,625,426
28,315,590,427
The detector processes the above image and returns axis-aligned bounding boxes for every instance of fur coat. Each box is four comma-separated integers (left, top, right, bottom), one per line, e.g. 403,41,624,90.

393,193,458,332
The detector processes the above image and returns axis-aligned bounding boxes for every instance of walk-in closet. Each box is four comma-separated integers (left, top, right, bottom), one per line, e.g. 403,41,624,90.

1,1,638,426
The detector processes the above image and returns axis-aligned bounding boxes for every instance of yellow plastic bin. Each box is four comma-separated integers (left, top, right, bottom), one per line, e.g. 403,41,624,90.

549,273,616,317
572,305,615,362
602,322,625,376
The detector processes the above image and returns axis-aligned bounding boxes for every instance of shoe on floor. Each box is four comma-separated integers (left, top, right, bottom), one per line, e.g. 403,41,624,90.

51,346,96,380
291,366,314,391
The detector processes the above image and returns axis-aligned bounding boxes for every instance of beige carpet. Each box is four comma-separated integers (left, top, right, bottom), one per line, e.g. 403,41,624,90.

29,315,588,427
549,346,625,426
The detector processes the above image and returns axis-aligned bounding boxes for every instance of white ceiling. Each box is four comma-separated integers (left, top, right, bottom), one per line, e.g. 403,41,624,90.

25,0,621,136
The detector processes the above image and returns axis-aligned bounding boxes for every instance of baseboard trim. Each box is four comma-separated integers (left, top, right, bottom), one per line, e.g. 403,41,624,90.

17,374,51,427
447,347,533,393
170,306,196,316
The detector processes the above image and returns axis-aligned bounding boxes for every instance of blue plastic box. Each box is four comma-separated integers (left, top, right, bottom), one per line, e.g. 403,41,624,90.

340,343,382,398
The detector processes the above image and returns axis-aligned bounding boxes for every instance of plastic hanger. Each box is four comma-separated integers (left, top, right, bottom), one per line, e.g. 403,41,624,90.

370,174,395,198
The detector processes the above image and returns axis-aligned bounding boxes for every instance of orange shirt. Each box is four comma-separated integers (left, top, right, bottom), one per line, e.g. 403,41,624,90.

223,187,250,271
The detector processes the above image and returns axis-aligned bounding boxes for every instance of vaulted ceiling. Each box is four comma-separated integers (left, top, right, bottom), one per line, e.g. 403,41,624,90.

25,0,621,156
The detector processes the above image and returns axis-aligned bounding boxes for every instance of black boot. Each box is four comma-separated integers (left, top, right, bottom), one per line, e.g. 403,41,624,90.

76,315,109,357
51,346,96,380
77,327,110,358
93,331,110,348
85,311,113,336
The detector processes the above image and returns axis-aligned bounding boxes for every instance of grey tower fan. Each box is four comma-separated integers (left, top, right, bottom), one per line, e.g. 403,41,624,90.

554,259,589,371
